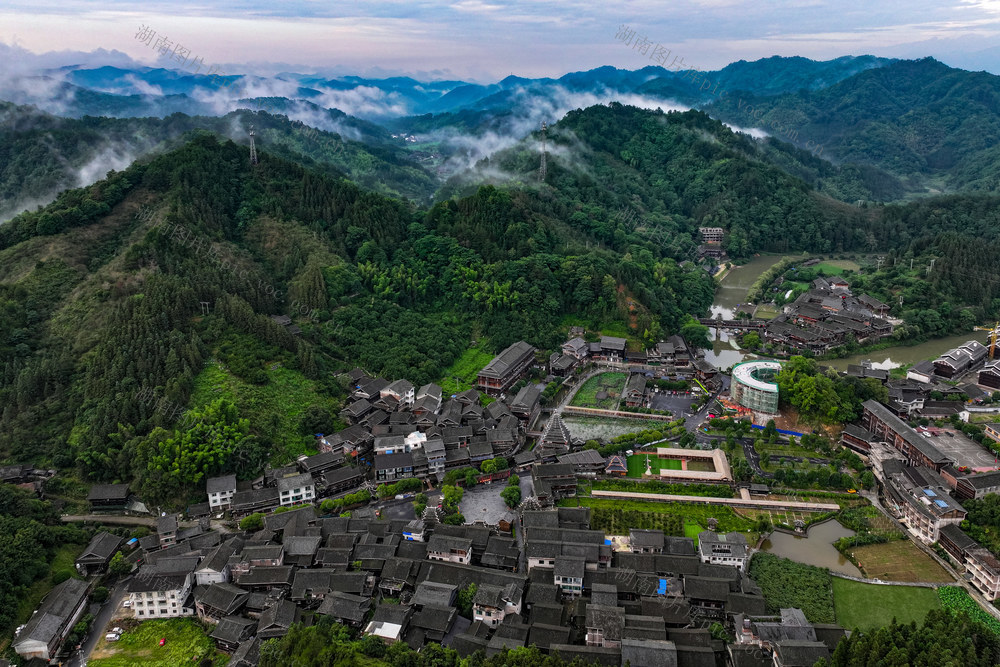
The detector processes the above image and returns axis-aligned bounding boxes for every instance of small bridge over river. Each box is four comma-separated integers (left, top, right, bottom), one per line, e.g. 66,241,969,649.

698,318,767,330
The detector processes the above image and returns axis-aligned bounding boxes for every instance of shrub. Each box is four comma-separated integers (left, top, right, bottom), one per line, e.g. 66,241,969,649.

239,513,265,532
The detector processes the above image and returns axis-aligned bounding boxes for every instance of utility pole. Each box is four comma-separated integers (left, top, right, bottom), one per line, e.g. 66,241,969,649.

249,125,258,166
199,301,210,316
910,258,914,271
539,121,547,182
927,259,935,275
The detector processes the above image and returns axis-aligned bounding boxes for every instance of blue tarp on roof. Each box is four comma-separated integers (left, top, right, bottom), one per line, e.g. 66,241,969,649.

657,579,667,595
605,539,613,546
923,489,937,497
935,499,949,508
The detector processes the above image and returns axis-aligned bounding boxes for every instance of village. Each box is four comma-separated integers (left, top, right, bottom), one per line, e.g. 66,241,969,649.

13,315,1000,667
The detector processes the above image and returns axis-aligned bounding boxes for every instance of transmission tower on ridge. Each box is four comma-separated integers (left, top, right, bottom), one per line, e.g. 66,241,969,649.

249,125,258,166
539,121,547,182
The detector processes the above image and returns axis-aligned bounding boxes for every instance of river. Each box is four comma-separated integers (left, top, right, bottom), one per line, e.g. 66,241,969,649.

821,332,986,371
704,257,984,371
761,519,862,576
705,255,789,368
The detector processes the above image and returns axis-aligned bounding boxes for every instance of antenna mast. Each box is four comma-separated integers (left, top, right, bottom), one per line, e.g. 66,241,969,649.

539,121,547,182
249,125,258,166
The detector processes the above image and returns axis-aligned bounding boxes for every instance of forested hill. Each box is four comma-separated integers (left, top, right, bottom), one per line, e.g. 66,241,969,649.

0,101,439,222
447,102,878,257
0,130,715,507
4,102,1000,508
705,58,1000,195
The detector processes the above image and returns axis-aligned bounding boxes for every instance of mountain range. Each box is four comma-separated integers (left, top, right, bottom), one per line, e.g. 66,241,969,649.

8,54,1000,227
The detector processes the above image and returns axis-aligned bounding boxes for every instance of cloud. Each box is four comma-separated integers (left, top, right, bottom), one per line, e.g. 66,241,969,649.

120,74,165,97
74,144,140,187
313,85,412,117
425,84,689,177
723,122,770,139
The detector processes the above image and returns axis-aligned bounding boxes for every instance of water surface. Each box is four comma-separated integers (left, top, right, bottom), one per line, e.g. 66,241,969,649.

761,519,862,577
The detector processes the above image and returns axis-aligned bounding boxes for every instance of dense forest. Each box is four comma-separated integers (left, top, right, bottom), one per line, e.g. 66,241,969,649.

260,617,602,667
0,129,715,507
706,58,1000,195
0,101,438,220
0,485,90,632
4,102,1000,507
817,609,1000,667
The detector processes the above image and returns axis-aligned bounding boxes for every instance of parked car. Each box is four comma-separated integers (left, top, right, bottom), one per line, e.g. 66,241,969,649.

159,638,166,646
122,600,132,608
105,633,120,642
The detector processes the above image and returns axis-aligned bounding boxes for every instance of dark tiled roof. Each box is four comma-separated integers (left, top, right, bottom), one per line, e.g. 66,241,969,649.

317,591,371,623
77,531,123,562
210,615,257,644
197,582,248,614
87,483,129,501
207,474,237,494
478,341,535,380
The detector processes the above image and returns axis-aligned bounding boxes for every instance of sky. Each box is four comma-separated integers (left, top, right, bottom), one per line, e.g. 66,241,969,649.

2,0,1000,80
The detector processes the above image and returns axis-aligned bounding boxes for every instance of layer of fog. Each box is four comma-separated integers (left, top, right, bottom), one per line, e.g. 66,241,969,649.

426,86,690,180
0,136,153,225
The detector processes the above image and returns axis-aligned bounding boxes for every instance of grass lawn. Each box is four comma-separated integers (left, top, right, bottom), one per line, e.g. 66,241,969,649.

754,304,781,321
832,578,941,631
847,541,954,583
755,442,827,460
439,346,495,393
815,259,861,273
191,360,334,464
626,454,681,477
683,522,704,538
570,372,627,409
16,543,87,627
89,618,227,667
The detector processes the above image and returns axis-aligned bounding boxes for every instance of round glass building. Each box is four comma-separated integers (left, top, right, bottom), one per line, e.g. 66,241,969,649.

730,361,781,414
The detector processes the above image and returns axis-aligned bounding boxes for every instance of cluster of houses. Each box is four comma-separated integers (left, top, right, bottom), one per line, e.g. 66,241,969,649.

841,339,996,421
763,278,894,354
334,358,546,490
51,500,848,666
842,400,1000,600
19,484,853,667
550,332,693,378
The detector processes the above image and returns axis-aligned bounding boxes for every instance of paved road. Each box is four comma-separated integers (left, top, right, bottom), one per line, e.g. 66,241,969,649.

740,438,775,478
66,578,129,667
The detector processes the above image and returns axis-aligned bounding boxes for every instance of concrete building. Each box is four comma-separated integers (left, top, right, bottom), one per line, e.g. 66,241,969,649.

882,461,966,544
276,473,315,507
730,361,782,414
207,474,237,510
554,556,585,597
697,531,750,572
699,227,724,244
861,400,952,471
128,557,198,619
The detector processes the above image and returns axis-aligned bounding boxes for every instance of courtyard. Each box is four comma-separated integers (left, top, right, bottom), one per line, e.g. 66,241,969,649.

459,473,530,525
924,428,997,469
647,391,699,416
